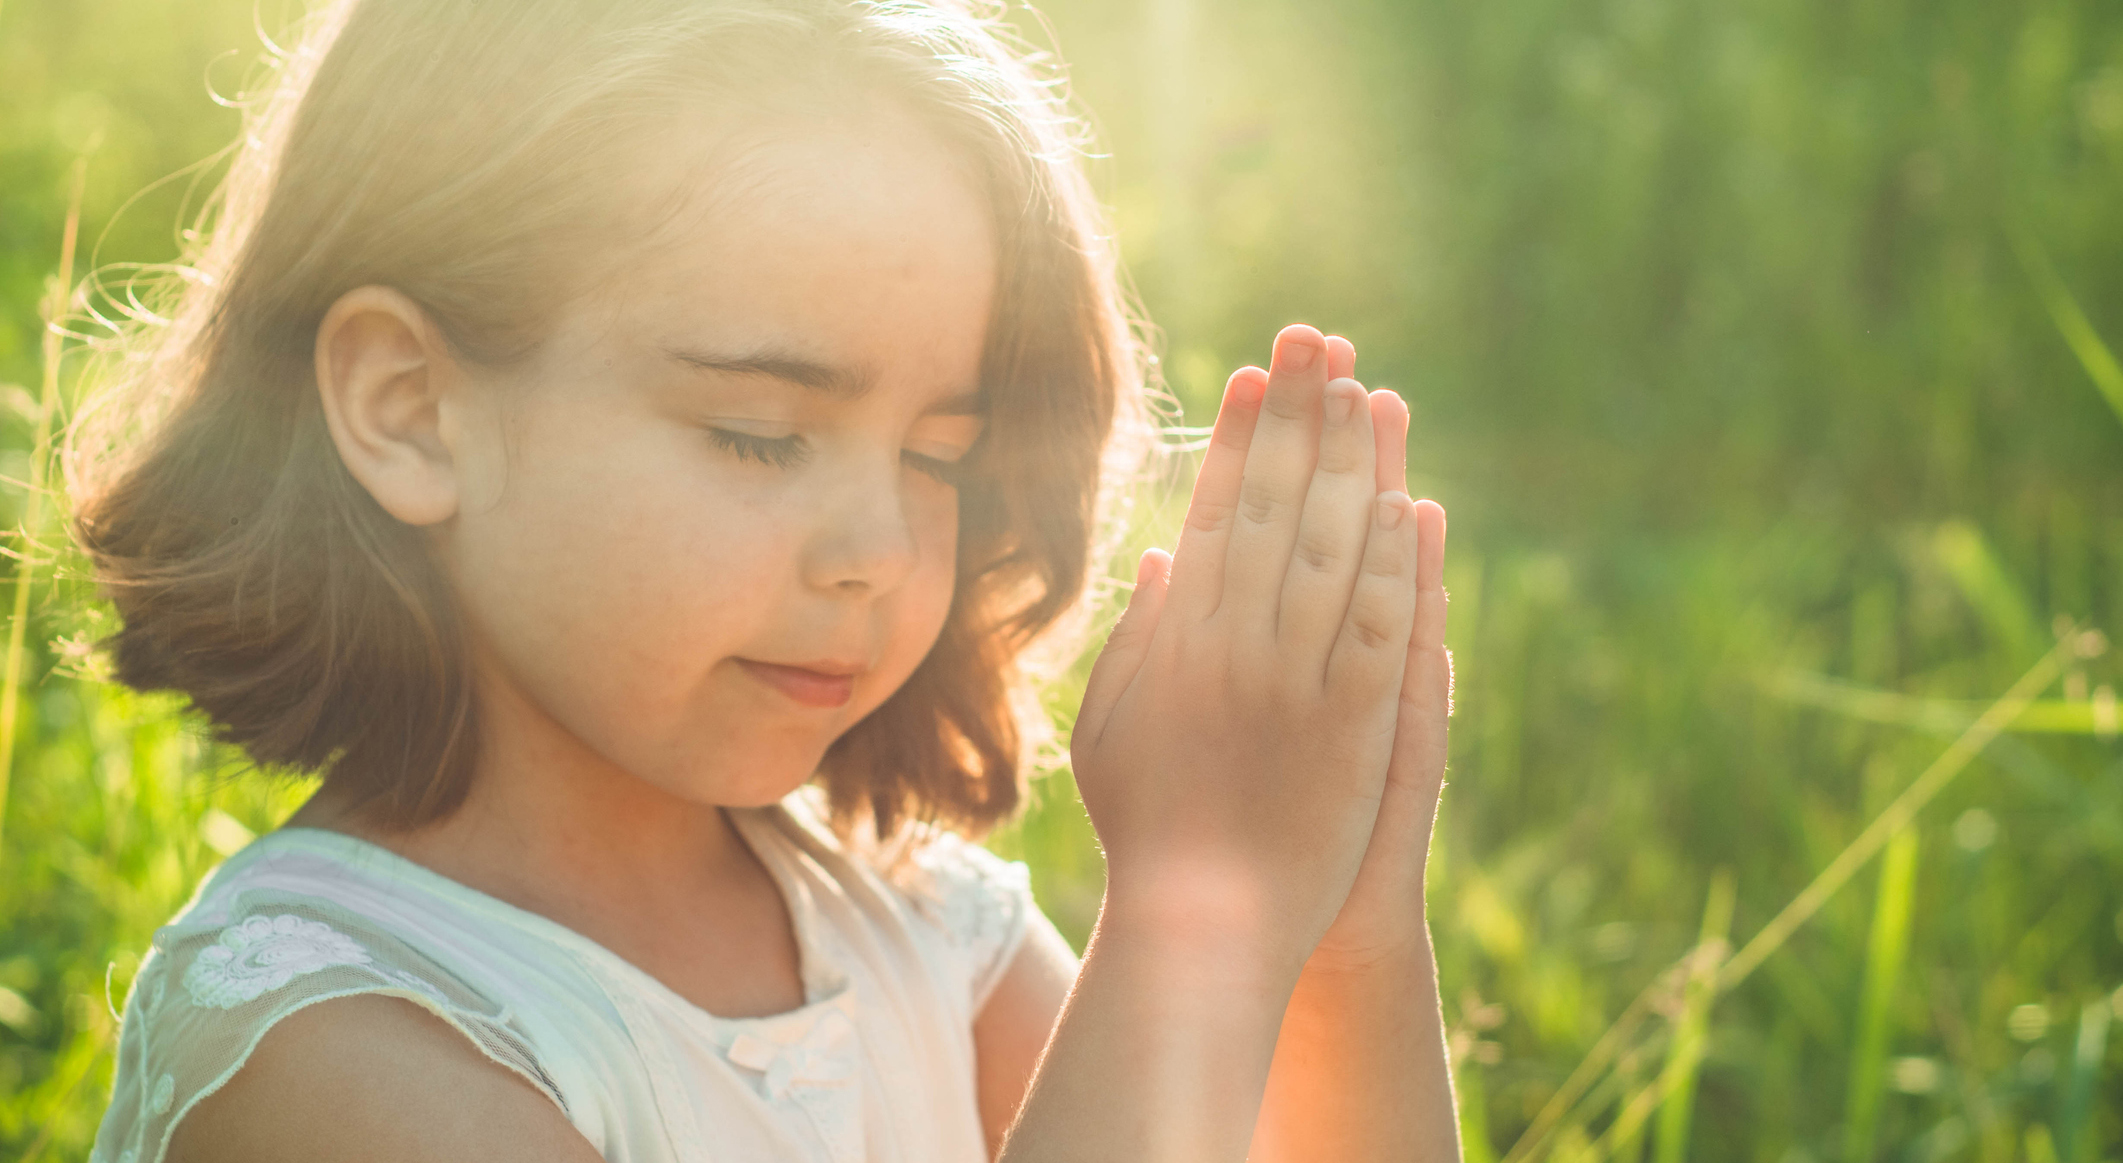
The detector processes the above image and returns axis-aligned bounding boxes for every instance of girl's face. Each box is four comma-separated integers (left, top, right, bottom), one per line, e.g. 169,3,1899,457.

437,112,994,809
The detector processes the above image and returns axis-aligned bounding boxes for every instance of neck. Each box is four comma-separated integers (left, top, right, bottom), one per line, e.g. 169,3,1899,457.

285,660,763,925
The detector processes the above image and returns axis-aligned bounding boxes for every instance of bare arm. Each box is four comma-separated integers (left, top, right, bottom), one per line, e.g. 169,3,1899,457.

1253,926,1460,1161
169,994,602,1163
998,325,1432,1163
987,899,1460,1163
974,911,1078,1158
998,901,1309,1163
1250,339,1462,1161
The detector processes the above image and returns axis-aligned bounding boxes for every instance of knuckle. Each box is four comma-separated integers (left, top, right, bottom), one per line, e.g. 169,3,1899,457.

1292,531,1343,573
1363,545,1412,579
1314,442,1367,477
1107,613,1153,650
1344,613,1398,653
1261,389,1312,422
1185,500,1236,535
1237,479,1291,526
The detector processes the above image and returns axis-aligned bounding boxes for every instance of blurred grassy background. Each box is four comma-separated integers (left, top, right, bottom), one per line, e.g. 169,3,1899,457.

4,0,2123,1159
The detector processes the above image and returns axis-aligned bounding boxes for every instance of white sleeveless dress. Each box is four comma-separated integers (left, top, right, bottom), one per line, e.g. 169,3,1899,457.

89,795,1045,1163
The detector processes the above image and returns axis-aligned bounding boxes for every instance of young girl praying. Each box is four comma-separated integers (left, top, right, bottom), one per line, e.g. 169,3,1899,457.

72,1,1459,1160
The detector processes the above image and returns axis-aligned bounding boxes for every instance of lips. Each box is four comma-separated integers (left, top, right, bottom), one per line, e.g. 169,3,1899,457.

736,659,859,709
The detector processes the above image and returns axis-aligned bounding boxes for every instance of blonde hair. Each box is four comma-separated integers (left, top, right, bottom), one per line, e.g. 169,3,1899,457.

65,0,1151,839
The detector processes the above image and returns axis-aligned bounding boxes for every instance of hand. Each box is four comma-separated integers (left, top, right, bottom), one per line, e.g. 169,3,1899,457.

1302,339,1452,975
1071,324,1424,977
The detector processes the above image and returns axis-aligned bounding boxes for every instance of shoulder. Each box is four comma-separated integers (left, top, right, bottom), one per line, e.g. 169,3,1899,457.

166,992,599,1163
900,830,1040,1007
93,832,584,1163
900,831,1034,940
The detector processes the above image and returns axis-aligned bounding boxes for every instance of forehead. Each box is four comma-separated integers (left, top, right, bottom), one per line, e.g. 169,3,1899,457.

568,107,1000,394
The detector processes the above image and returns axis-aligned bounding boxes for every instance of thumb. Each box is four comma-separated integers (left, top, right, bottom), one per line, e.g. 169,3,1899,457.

1078,547,1172,739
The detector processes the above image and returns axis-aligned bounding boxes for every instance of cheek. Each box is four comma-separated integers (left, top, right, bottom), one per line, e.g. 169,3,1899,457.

871,481,964,677
910,479,964,604
910,479,962,567
446,404,790,681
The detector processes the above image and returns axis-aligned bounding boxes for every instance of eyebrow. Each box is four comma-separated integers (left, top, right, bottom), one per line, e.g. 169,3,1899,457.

668,347,868,396
666,346,987,415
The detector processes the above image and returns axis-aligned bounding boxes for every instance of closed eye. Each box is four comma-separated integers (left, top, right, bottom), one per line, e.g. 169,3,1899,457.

706,428,808,470
904,414,984,487
903,449,967,486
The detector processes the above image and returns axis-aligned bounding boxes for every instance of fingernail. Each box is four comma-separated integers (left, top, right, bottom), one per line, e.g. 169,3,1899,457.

1325,386,1356,425
1378,493,1407,529
1231,370,1266,406
1277,333,1317,373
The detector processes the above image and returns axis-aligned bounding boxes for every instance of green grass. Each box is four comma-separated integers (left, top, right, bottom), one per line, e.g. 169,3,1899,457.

6,0,2123,1159
1843,827,1920,1163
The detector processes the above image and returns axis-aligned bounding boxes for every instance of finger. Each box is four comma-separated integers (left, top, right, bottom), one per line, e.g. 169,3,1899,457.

1370,389,1407,495
1079,547,1173,742
1324,334,1356,382
1276,377,1381,667
1221,325,1329,619
1385,499,1451,797
1325,492,1421,701
1163,367,1267,621
1410,500,1447,655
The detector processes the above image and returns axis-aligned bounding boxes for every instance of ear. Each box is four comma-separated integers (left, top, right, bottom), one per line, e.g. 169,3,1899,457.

315,286,463,527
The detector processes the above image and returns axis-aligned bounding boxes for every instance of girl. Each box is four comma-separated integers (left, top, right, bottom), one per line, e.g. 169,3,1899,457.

68,1,1458,1160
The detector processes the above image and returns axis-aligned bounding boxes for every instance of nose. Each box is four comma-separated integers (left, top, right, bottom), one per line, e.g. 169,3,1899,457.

797,456,921,596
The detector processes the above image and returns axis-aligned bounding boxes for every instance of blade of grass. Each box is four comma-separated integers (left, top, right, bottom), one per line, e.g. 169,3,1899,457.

1601,1038,1664,1163
1575,915,1721,1162
1460,1048,1499,1163
1841,827,1919,1163
1719,632,2078,991
1498,959,1690,1163
1932,523,2044,659
1606,1083,1648,1163
1550,1032,1673,1160
2006,216,2123,430
1650,868,1735,1163
0,157,86,853
1526,634,2077,1163
1772,672,2113,735
2054,998,2109,1163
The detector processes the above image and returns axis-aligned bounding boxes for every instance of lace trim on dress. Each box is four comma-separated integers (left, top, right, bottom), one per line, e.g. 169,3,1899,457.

182,914,373,1008
91,892,569,1163
905,831,1037,1009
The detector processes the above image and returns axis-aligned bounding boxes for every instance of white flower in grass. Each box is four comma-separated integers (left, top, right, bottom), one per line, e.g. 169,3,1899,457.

183,915,371,1009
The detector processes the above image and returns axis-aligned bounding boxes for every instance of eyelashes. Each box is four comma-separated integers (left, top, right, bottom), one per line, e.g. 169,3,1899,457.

705,428,967,485
706,427,807,470
904,451,967,486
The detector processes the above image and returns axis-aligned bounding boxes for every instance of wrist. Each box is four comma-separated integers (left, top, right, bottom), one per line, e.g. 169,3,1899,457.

1094,882,1314,996
1285,927,1438,1038
1302,903,1435,984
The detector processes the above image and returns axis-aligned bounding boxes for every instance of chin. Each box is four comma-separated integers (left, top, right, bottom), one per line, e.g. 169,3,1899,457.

669,742,830,810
